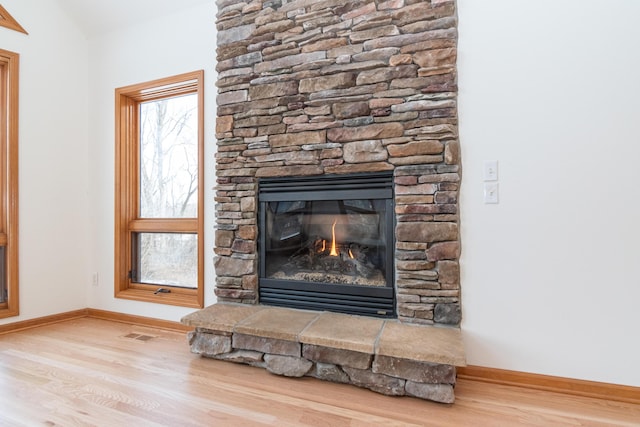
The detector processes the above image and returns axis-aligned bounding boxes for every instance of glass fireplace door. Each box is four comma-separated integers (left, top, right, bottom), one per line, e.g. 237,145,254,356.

258,172,395,317
265,199,389,286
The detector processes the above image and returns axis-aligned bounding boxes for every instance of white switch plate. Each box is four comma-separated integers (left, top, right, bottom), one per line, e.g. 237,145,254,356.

484,182,499,204
483,160,498,181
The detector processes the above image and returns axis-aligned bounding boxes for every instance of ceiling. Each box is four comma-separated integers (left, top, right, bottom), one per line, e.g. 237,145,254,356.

56,0,213,38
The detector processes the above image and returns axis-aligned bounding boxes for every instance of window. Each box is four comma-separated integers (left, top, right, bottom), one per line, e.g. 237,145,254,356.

0,49,19,318
115,71,204,308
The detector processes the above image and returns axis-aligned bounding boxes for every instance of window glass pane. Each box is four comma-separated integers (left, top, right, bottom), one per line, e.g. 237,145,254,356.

264,200,388,287
137,233,197,289
139,94,198,218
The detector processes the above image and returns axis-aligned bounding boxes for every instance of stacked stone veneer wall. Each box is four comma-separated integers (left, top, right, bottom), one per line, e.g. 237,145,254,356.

214,0,461,326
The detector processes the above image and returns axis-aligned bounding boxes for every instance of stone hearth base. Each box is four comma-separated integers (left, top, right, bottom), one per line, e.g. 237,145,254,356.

181,303,466,404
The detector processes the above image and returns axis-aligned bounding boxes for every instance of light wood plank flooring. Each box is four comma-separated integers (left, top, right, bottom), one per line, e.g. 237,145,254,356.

0,318,637,426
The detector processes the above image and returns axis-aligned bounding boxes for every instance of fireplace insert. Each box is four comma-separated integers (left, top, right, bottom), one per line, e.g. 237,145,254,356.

258,172,395,317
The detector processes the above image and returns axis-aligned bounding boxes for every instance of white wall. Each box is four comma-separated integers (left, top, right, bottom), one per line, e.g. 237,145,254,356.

458,0,640,387
85,1,217,320
0,0,90,324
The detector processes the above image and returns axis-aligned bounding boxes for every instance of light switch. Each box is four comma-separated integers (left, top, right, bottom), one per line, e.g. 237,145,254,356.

483,160,498,181
484,182,499,204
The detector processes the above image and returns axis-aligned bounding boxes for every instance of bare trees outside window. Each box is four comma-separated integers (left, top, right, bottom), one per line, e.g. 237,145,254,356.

139,95,198,220
138,95,198,289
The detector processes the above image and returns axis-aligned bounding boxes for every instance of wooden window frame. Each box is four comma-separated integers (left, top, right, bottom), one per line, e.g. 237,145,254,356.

0,48,19,318
115,71,204,308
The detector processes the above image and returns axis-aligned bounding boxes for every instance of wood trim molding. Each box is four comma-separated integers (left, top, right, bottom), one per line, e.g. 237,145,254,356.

0,308,192,336
0,5,27,34
458,365,640,405
0,309,88,335
86,308,193,332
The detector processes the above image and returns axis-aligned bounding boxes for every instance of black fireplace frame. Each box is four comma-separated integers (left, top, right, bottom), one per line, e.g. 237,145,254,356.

258,172,396,318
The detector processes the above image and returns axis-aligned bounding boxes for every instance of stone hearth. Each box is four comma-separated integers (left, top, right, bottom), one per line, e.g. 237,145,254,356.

190,0,465,404
182,303,465,404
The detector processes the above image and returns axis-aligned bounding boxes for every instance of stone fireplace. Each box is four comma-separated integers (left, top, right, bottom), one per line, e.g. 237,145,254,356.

183,0,464,404
214,0,461,327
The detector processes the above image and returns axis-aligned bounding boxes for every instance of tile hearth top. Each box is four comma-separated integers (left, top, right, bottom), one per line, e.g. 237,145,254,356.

181,303,466,367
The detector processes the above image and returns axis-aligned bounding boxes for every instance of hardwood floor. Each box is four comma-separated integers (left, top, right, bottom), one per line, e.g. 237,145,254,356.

0,318,637,426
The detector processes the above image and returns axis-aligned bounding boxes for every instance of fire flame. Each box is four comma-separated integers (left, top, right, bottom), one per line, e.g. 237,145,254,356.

330,219,339,256
348,248,354,259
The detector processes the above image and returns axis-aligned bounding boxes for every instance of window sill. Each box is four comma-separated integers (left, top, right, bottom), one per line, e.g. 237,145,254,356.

115,288,203,308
